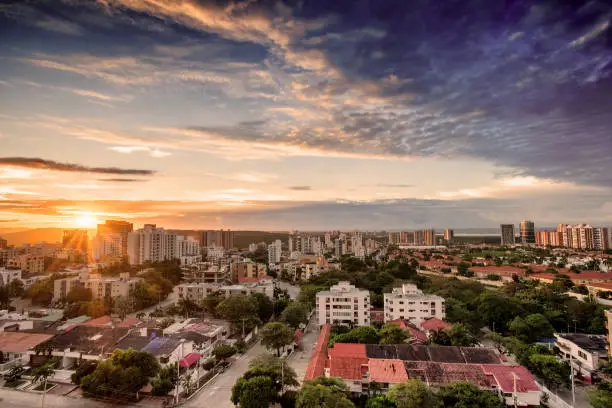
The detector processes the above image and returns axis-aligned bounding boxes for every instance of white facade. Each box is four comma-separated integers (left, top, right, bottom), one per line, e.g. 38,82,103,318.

92,232,123,262
0,267,22,286
268,239,282,264
127,225,176,265
175,280,273,301
383,283,445,323
316,281,370,326
206,246,225,263
555,333,608,380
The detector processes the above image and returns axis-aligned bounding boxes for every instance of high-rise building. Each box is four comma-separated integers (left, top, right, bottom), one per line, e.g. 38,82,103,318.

96,220,133,257
520,220,536,244
62,229,88,253
198,229,234,250
557,224,609,250
0,237,7,249
424,229,436,246
388,232,400,245
268,239,281,264
127,224,178,265
443,229,454,244
500,224,515,246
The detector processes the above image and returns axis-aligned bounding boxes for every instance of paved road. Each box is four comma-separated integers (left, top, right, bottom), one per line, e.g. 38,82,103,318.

0,389,108,408
288,314,320,384
128,291,178,318
185,341,266,408
277,281,300,300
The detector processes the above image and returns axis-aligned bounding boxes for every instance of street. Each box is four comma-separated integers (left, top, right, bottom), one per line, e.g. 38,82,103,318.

185,341,265,408
185,312,319,407
0,389,108,408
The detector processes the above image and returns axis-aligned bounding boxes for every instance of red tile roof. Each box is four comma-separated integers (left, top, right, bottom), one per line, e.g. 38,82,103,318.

330,357,368,380
389,319,428,343
368,359,408,384
179,352,202,368
481,365,539,393
328,343,367,359
304,324,331,381
471,266,526,277
420,318,451,332
0,331,54,353
81,315,113,327
531,271,612,282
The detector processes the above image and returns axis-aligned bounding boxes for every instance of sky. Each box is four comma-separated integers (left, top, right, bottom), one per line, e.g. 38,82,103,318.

1,0,612,231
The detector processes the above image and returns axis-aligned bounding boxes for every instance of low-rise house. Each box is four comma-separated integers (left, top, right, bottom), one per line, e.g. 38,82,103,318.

555,333,608,383
0,331,53,371
175,279,274,301
305,325,540,406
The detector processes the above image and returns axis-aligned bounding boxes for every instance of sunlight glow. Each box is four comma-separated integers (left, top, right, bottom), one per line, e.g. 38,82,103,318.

74,213,98,228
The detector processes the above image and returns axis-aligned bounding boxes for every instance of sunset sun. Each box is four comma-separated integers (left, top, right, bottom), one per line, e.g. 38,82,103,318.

74,213,98,228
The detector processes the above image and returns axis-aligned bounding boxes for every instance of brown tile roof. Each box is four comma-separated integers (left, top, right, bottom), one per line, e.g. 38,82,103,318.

0,331,53,353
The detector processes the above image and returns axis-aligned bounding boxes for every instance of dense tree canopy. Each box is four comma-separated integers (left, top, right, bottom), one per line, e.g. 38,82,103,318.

216,294,260,334
281,301,309,328
387,380,440,408
80,348,160,400
296,377,355,408
260,322,295,356
379,323,409,344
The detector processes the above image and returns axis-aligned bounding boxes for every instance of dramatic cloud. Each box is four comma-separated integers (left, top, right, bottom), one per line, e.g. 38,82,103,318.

0,158,155,175
97,178,147,183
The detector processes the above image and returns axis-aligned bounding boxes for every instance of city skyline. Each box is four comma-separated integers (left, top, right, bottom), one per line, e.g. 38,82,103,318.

2,1,612,230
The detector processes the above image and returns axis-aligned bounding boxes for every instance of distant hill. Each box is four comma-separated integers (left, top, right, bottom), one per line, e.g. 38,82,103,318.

233,231,290,249
1,228,64,246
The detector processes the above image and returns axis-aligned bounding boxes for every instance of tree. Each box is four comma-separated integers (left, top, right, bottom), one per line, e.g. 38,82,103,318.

387,380,440,408
508,313,554,343
231,353,299,407
589,381,612,408
80,348,160,400
296,377,355,408
213,344,236,362
457,262,470,275
438,381,503,408
33,357,57,407
260,322,295,356
25,279,53,306
231,375,276,408
113,296,132,320
366,395,396,408
251,292,274,322
216,294,260,334
71,361,98,385
379,323,408,344
87,300,108,318
8,279,24,297
551,274,573,292
330,326,380,346
281,301,309,328
527,354,570,389
202,291,224,316
429,329,452,346
447,323,478,347
297,285,326,309
65,286,92,303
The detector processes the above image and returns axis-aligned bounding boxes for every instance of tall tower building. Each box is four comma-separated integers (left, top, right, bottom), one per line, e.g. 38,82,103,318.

62,229,89,253
444,229,454,244
520,220,536,244
96,220,133,258
500,224,515,246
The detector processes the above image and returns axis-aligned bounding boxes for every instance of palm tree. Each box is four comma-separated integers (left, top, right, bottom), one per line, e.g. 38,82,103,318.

33,358,57,408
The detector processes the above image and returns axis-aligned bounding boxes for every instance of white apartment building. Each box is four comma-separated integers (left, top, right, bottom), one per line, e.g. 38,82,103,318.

0,267,22,286
52,270,140,302
555,333,609,382
205,246,225,263
268,240,282,265
176,236,202,266
383,283,445,323
92,233,123,262
175,280,273,301
127,224,175,265
316,281,370,326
